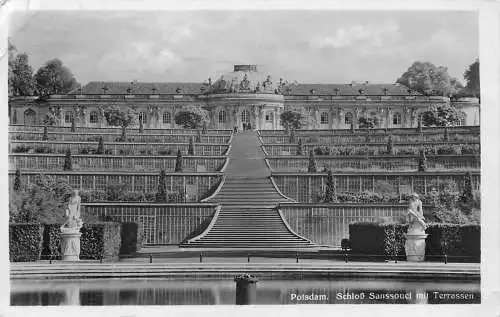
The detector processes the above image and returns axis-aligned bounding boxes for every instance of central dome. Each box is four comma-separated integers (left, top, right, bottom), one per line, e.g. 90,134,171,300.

208,65,282,94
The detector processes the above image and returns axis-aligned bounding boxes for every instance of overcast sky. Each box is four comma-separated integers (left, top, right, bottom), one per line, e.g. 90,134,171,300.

9,10,478,85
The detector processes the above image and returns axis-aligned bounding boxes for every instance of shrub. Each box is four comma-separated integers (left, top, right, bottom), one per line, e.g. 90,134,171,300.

9,223,44,262
106,183,129,201
324,169,337,202
158,148,173,155
41,223,61,260
42,125,48,141
156,170,167,202
425,223,462,261
417,151,427,172
175,150,183,172
63,148,72,171
119,222,143,255
13,169,21,191
308,150,317,172
297,139,304,156
96,136,104,155
80,222,121,261
12,145,31,153
313,145,330,156
188,136,195,155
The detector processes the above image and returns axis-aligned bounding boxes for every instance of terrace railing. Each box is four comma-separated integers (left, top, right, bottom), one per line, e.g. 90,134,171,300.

260,132,479,144
10,140,230,156
82,203,218,245
8,124,233,135
267,155,480,172
9,171,223,201
262,142,479,156
258,126,480,136
271,171,480,203
9,154,228,172
9,131,232,144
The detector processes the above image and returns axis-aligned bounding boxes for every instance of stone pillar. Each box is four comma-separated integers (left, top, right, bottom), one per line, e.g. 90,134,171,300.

60,227,82,261
234,274,258,305
259,107,265,130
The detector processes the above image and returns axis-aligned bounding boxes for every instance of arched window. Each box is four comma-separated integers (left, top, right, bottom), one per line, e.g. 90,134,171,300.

24,109,36,126
393,112,402,125
139,112,147,124
163,112,171,124
89,111,99,124
64,111,74,124
320,112,329,124
218,110,227,123
344,112,353,125
241,110,250,123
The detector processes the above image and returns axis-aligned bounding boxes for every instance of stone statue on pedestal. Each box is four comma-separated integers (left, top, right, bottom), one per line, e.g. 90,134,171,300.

60,190,83,261
404,193,427,261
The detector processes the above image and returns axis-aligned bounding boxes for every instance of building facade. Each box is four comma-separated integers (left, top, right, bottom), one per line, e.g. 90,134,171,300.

9,64,480,129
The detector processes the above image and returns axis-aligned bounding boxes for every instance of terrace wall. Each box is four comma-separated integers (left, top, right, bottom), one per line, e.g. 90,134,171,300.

9,125,233,135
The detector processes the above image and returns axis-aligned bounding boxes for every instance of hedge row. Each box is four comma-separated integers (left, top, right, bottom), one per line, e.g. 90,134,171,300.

312,144,480,156
348,222,480,262
9,222,143,262
79,189,185,203
11,144,178,156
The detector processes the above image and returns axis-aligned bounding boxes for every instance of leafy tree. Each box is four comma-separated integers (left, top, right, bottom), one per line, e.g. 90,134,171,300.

63,148,72,171
307,150,317,173
421,104,465,127
104,106,137,141
71,116,76,132
296,139,304,156
188,136,195,155
34,59,78,95
387,135,394,155
350,122,355,133
42,125,48,141
156,170,167,202
324,169,337,203
463,59,480,97
13,169,22,192
443,127,449,141
175,150,183,172
417,115,423,133
358,117,379,129
196,129,202,142
396,61,462,96
139,118,144,134
289,129,296,143
280,110,309,131
174,105,209,129
459,172,474,215
417,150,427,172
9,52,34,96
96,136,104,155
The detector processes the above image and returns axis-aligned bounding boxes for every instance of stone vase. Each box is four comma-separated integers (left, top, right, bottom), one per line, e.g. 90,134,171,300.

405,232,428,262
60,227,82,261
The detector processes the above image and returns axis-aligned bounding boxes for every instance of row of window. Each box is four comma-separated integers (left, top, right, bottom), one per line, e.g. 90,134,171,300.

64,111,174,124
319,111,402,125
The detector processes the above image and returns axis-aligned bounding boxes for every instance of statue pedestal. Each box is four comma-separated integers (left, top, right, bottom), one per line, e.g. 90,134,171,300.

60,227,82,261
405,232,427,262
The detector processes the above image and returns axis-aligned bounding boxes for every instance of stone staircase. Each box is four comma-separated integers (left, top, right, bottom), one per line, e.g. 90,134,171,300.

181,131,315,248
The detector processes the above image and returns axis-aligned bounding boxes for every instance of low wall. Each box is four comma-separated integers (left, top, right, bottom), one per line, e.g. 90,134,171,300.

82,203,218,245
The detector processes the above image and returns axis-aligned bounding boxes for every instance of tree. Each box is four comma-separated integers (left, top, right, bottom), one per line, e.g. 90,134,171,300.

280,110,309,131
417,150,427,172
289,129,296,143
104,106,137,141
324,169,337,203
139,118,144,134
9,52,35,96
42,125,48,141
464,59,480,97
296,139,304,156
350,122,355,133
417,115,423,133
156,170,167,202
358,117,379,129
175,150,183,172
71,116,76,132
196,129,202,142
202,121,208,134
13,169,21,192
443,127,449,141
396,61,462,96
34,58,78,95
188,136,195,155
459,171,474,215
174,105,209,129
387,135,394,155
421,104,465,127
96,136,104,155
308,150,317,173
63,148,72,171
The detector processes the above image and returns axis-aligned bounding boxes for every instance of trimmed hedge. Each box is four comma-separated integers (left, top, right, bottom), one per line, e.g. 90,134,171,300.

41,223,62,260
119,222,144,255
348,222,480,262
9,223,44,262
80,222,122,261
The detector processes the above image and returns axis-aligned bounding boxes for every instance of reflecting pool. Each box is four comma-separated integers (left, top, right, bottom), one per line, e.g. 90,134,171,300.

11,278,480,305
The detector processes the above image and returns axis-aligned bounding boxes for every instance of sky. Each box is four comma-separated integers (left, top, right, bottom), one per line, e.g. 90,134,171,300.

8,10,479,85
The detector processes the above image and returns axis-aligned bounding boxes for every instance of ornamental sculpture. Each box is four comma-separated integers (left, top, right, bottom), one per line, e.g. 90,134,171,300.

404,193,427,262
239,74,251,91
60,190,84,261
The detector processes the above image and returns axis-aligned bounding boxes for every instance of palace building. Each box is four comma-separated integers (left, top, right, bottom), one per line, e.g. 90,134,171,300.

9,64,480,129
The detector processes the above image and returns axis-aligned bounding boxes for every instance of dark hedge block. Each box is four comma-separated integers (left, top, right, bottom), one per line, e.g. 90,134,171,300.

9,223,43,262
80,222,121,261
348,223,386,260
41,223,62,260
460,225,480,263
425,223,462,261
383,224,408,261
119,222,144,255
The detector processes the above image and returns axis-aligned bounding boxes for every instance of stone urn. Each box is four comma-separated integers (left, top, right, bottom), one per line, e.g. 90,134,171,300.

60,227,82,261
405,227,427,262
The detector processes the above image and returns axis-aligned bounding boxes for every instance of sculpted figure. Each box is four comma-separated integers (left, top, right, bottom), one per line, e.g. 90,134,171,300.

406,193,426,233
61,190,83,230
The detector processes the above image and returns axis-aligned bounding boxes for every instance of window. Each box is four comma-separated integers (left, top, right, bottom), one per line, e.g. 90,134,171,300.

393,112,402,125
241,110,250,123
89,111,99,124
65,111,74,124
24,109,36,126
139,112,147,124
266,112,273,122
320,112,329,124
163,112,171,124
344,112,353,125
218,110,227,123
